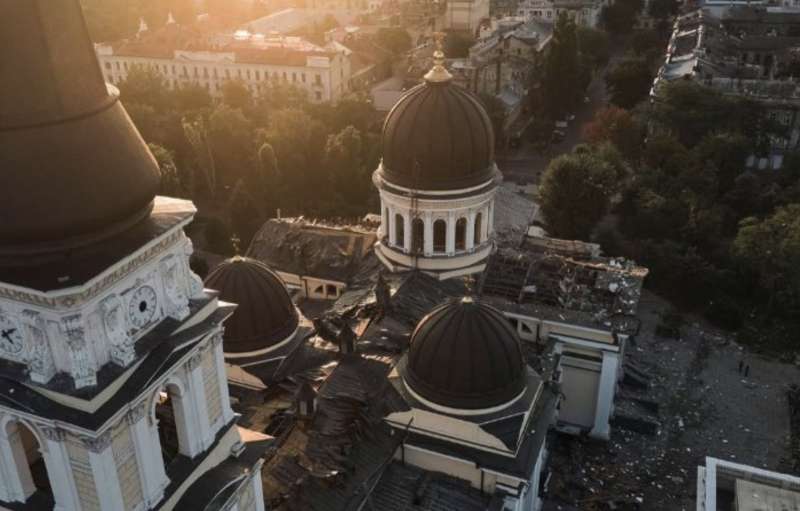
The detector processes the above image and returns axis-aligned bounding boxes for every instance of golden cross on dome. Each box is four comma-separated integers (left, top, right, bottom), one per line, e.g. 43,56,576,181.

425,31,452,83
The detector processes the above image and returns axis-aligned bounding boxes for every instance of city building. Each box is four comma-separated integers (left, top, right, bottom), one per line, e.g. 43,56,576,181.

515,0,609,27
451,17,553,132
95,16,352,103
697,457,800,510
234,44,648,450
0,2,263,510
445,0,491,34
653,6,800,169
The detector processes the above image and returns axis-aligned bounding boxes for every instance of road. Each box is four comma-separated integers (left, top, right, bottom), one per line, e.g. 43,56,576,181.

497,45,624,185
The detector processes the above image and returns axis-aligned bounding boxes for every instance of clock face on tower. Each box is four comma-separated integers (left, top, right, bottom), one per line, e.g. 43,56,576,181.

0,316,24,355
128,285,158,330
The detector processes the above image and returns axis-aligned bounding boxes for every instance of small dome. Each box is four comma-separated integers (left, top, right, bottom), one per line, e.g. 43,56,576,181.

379,79,496,191
205,257,299,353
404,298,526,411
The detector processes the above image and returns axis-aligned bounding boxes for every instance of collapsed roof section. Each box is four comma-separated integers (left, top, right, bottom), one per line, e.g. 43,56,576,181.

247,217,378,284
480,235,649,329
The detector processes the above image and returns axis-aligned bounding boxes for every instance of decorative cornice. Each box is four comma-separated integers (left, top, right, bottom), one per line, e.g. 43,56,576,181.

126,402,148,425
186,352,203,371
40,426,66,442
80,431,112,453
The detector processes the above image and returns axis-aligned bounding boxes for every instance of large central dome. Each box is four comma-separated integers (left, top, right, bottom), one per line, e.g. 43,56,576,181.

379,67,496,191
404,298,526,411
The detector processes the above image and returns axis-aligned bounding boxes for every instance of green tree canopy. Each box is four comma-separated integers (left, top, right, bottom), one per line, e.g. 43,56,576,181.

577,27,610,70
733,204,800,312
543,13,581,119
605,57,653,109
376,27,413,55
538,152,617,239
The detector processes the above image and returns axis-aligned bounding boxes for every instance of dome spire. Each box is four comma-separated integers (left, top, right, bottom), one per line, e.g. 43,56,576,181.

424,32,453,83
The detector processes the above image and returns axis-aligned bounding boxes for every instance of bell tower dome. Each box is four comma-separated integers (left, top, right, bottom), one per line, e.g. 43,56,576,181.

373,34,500,280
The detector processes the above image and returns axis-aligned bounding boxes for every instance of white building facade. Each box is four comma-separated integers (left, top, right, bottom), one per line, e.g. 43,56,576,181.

96,33,351,103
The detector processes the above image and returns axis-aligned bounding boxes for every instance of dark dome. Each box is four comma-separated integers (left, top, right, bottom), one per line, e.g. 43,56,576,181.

205,257,299,353
0,0,159,253
379,80,496,191
405,298,526,410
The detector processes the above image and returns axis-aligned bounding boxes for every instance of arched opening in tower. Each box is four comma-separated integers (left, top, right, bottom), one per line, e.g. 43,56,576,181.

3,420,52,502
153,383,191,470
433,219,447,253
474,213,483,244
395,213,405,248
455,217,467,250
412,218,424,254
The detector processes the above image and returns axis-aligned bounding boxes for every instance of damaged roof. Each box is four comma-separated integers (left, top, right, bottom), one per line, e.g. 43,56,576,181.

247,217,378,283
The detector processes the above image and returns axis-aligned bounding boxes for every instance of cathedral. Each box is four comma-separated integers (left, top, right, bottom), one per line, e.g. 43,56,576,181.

0,2,648,510
0,1,263,510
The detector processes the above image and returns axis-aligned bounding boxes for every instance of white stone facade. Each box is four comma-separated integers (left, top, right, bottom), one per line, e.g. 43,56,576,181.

95,43,351,103
374,168,498,279
445,0,491,33
0,223,198,390
0,327,235,510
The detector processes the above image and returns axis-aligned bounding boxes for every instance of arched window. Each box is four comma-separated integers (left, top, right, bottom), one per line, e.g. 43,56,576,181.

474,212,483,244
153,382,192,468
433,219,447,253
412,218,424,254
383,208,389,238
3,420,52,502
395,214,404,248
455,218,467,250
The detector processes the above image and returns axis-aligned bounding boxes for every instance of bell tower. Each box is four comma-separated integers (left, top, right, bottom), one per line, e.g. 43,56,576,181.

0,1,263,510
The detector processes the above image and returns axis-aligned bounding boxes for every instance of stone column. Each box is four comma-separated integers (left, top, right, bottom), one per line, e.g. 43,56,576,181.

388,208,397,246
128,404,168,506
488,203,495,235
445,212,456,255
212,333,235,425
41,427,81,511
0,421,34,502
83,432,126,510
403,213,412,253
466,211,476,250
253,461,266,511
423,213,433,256
589,351,619,440
186,353,213,452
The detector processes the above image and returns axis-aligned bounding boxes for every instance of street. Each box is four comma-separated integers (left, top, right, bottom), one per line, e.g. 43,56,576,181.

497,43,624,185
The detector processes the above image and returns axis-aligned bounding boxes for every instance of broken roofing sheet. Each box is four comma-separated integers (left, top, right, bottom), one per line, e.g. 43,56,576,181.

247,217,377,283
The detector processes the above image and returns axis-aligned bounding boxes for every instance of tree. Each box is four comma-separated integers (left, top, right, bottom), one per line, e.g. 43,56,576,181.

376,27,412,55
605,57,653,108
648,0,678,19
221,79,253,111
733,204,800,312
577,27,610,70
543,13,581,119
648,80,773,149
444,32,474,59
117,65,170,110
149,143,186,197
325,126,373,215
600,0,643,34
538,152,617,239
208,104,256,189
581,106,643,161
172,83,212,112
692,132,749,195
